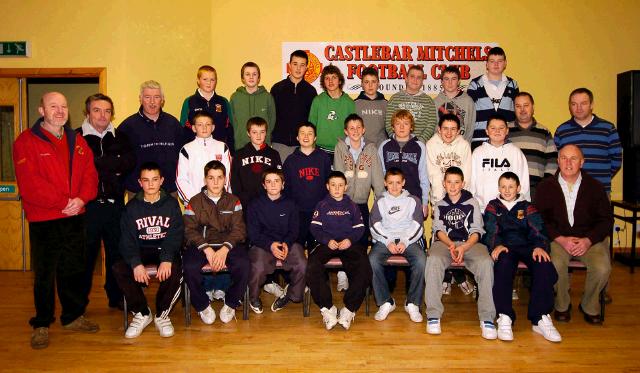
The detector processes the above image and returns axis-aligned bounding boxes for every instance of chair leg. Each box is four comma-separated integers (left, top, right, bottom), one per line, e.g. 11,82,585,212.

303,287,310,317
123,296,128,331
243,287,249,320
184,282,191,327
365,287,370,317
600,284,607,322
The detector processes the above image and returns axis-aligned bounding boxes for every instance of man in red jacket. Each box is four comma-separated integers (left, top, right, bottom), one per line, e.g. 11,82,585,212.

13,92,100,349
534,144,612,325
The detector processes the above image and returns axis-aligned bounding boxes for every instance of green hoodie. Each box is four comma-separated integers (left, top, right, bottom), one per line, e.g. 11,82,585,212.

230,85,276,150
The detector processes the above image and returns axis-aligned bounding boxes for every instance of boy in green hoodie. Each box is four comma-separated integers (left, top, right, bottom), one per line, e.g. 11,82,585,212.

230,62,276,151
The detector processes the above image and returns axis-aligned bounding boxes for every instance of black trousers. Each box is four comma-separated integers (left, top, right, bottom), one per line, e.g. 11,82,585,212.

29,215,88,328
112,248,182,317
83,200,123,304
306,243,372,312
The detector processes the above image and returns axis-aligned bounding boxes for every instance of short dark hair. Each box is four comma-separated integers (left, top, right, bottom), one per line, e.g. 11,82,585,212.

444,166,464,181
297,121,316,136
515,91,535,105
193,111,215,127
204,160,226,178
139,161,162,177
246,116,268,132
407,65,424,75
344,113,364,129
487,113,508,127
499,171,520,186
320,65,345,91
438,113,461,129
569,87,594,104
241,61,261,79
441,66,461,79
327,170,347,184
384,167,405,180
290,50,309,64
361,66,379,79
262,167,284,184
84,93,114,117
487,46,506,60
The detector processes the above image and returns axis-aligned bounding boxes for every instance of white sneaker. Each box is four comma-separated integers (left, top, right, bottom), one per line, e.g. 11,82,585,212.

426,318,441,335
337,307,355,330
263,282,284,298
125,311,152,339
320,306,338,330
337,271,349,292
497,314,514,341
512,289,519,300
198,305,216,325
154,315,174,338
533,314,562,342
442,282,452,295
374,300,396,321
206,290,215,301
219,304,236,323
404,303,423,323
212,290,226,301
480,321,497,340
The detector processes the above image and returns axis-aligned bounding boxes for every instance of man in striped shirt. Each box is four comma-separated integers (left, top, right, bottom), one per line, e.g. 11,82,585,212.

554,88,622,194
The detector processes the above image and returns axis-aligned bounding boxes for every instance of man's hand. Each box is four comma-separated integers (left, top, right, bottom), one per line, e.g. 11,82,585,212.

62,197,85,216
572,237,592,257
203,247,215,268
133,264,150,285
387,242,398,254
555,236,577,254
532,248,550,262
328,240,340,250
338,239,352,250
211,246,229,272
281,242,289,260
491,245,509,261
422,204,429,220
450,246,466,264
271,242,287,260
396,242,406,254
157,261,172,282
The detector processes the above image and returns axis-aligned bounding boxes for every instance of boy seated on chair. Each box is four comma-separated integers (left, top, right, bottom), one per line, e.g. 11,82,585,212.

113,162,184,339
183,160,250,325
306,171,372,330
424,166,497,339
369,167,426,323
247,167,307,313
484,172,561,343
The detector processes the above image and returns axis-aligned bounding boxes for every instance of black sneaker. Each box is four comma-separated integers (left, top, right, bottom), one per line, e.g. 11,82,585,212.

271,295,290,312
249,298,263,314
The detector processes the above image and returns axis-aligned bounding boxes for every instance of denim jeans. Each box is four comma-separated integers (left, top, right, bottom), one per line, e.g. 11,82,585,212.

369,242,426,307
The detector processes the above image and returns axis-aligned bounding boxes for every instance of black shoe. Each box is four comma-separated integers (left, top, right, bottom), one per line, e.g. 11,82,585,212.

271,295,290,312
579,304,602,325
249,298,263,314
554,304,572,322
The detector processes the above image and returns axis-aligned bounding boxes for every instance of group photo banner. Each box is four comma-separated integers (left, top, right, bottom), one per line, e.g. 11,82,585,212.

282,42,498,95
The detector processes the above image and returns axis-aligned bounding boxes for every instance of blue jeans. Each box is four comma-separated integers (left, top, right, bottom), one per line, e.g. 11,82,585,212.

369,242,426,306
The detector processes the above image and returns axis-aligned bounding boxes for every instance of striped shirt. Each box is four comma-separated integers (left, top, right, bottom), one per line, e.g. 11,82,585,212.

385,90,438,142
554,115,622,193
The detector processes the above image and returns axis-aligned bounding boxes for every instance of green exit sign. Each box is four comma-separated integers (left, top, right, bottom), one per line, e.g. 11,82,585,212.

0,42,30,57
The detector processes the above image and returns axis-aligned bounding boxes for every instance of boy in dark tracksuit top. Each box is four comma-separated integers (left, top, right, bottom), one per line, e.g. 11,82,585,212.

180,65,234,150
484,172,561,343
113,163,184,339
283,122,332,248
183,161,250,325
306,171,372,331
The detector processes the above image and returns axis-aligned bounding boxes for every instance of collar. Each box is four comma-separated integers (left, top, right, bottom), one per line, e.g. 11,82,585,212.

197,88,215,101
81,118,115,138
345,137,364,150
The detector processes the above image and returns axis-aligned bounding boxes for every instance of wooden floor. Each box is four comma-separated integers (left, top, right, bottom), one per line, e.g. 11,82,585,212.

0,265,639,372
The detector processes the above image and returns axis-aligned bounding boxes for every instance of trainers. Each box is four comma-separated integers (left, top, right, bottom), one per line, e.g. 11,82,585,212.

374,300,396,321
31,327,49,349
337,271,349,292
533,314,562,342
459,280,475,296
249,298,263,314
206,290,215,301
337,307,355,330
320,306,338,330
198,305,216,325
125,311,152,338
480,321,498,340
271,295,290,312
62,315,100,333
219,304,236,323
442,282,452,295
404,303,423,323
497,314,514,341
512,289,519,300
154,315,174,338
212,290,226,301
263,282,285,298
426,318,441,335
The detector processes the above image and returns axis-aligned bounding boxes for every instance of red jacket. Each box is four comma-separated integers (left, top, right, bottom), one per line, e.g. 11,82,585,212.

13,119,98,222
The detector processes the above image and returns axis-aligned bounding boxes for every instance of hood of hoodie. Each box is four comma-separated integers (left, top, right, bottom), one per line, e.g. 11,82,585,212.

382,189,410,200
356,91,386,101
427,132,465,148
442,189,473,205
235,85,268,96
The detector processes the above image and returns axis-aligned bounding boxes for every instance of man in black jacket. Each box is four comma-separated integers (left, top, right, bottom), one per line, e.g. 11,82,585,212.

78,94,135,309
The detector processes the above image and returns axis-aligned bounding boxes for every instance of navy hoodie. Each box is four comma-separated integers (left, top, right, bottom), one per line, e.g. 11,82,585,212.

230,142,282,209
310,194,364,245
247,193,299,250
283,147,331,212
270,77,317,146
